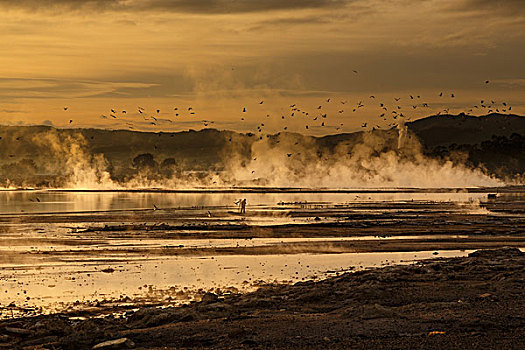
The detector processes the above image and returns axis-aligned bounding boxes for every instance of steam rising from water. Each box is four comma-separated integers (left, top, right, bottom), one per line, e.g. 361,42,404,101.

32,133,116,189
221,130,502,188
1,128,504,189
397,119,407,149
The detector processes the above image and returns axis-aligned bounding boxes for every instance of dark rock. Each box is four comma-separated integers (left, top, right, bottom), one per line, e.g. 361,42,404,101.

201,292,219,304
92,337,135,349
468,247,523,258
32,316,72,336
241,339,258,346
4,327,32,336
19,335,58,347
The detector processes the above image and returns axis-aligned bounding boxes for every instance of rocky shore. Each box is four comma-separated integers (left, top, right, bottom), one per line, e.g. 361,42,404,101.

1,247,524,349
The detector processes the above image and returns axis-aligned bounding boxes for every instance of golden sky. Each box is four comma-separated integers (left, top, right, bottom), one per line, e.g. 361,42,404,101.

0,0,524,134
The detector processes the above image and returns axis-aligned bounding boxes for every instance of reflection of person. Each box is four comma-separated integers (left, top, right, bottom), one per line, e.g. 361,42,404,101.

235,198,247,214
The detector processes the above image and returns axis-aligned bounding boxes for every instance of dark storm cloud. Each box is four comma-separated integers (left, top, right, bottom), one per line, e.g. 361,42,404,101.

0,0,349,14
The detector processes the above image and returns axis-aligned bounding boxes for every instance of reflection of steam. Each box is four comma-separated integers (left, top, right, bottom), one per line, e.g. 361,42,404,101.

456,198,497,216
1,129,504,189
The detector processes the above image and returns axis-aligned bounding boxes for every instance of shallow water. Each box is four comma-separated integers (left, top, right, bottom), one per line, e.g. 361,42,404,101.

0,250,471,317
0,190,500,214
0,188,524,317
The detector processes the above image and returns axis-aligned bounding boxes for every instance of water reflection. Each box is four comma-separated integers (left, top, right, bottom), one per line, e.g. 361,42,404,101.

0,190,500,214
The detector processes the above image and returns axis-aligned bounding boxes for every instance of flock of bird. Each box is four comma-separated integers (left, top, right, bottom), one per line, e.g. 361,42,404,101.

94,106,197,128
59,79,513,145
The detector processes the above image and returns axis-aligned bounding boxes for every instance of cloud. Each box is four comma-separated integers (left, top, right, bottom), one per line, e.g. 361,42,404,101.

0,0,350,14
1,109,23,114
491,78,525,87
246,11,362,32
0,77,160,99
447,0,525,15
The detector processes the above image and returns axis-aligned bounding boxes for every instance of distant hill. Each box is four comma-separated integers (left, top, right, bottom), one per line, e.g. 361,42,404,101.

406,113,525,179
0,126,242,170
0,113,524,185
407,113,525,148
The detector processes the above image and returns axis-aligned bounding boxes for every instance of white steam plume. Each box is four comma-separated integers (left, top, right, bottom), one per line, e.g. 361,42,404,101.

3,128,505,189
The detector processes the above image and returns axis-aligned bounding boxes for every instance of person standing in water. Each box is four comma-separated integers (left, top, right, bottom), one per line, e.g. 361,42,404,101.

241,198,246,214
235,198,247,214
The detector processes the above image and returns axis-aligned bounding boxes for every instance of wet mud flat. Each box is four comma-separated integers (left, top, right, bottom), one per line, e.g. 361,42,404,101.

0,247,523,349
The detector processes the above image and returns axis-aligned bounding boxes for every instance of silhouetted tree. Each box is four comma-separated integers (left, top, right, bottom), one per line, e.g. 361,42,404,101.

161,158,177,168
132,153,157,169
160,157,180,177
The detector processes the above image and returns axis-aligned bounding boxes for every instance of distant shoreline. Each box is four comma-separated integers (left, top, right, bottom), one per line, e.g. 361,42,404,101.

1,185,523,194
